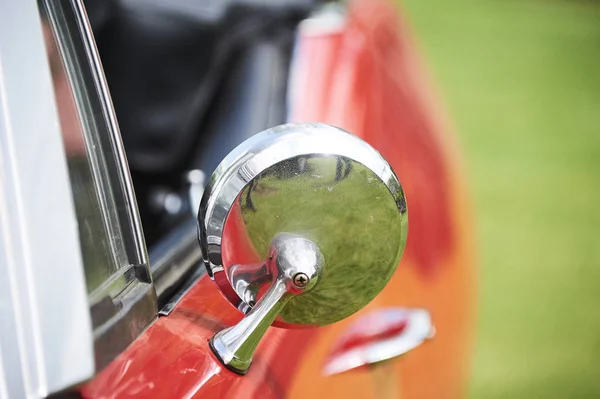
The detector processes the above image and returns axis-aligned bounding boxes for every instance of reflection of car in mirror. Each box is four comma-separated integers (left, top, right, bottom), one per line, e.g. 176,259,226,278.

0,0,474,398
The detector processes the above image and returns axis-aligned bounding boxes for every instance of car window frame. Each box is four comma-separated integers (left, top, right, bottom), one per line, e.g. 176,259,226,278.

39,0,157,374
41,0,150,296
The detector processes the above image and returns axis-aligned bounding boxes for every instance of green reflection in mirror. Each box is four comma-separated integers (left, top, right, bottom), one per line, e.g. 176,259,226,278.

238,156,407,326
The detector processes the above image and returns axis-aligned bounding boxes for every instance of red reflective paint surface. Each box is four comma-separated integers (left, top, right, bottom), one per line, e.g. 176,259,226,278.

289,2,454,278
216,201,261,304
81,277,315,398
287,1,474,397
83,0,474,397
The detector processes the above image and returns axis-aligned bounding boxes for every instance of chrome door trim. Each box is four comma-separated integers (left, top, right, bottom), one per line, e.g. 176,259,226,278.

149,217,204,309
0,0,94,396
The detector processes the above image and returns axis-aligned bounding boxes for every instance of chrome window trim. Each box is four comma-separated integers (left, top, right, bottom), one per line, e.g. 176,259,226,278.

0,0,94,396
69,0,148,267
39,0,158,371
42,0,150,289
149,217,204,311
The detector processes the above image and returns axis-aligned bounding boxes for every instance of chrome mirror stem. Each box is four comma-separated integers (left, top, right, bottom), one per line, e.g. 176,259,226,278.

210,280,291,374
209,235,324,374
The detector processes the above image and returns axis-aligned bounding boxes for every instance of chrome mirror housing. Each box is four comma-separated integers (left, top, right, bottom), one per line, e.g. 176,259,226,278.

197,123,408,374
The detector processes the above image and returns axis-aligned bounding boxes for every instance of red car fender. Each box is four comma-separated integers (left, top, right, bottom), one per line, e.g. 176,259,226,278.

82,1,475,398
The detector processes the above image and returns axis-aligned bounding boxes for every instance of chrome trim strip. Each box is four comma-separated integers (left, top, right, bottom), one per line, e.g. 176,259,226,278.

0,0,95,396
70,0,149,266
149,217,204,308
158,267,206,317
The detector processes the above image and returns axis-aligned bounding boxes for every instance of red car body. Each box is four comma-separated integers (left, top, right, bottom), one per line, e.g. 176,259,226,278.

83,1,475,398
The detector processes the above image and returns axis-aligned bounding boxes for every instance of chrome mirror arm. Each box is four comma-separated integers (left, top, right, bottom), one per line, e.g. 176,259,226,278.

210,235,323,374
210,280,290,374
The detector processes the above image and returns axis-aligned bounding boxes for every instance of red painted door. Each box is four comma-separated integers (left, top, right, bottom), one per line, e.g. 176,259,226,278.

82,1,474,398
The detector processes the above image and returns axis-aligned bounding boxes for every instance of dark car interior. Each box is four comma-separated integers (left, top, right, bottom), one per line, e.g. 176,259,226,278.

85,0,320,247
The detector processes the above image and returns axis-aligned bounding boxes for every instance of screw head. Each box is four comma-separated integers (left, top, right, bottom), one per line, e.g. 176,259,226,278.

293,272,310,288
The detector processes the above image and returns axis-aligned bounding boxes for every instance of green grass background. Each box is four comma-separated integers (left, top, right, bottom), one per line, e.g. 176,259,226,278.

399,1,600,397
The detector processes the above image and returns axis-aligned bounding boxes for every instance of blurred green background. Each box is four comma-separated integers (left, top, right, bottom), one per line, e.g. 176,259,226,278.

399,0,600,397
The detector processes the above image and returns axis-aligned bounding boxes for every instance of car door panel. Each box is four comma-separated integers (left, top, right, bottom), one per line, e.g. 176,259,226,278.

83,0,474,398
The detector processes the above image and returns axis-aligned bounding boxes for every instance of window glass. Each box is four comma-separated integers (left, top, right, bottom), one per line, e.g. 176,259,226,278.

39,1,144,298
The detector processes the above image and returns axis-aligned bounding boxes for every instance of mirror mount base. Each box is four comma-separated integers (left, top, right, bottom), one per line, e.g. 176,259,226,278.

209,235,323,374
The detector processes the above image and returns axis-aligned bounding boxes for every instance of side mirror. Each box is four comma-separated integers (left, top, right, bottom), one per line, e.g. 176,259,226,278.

198,123,408,374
